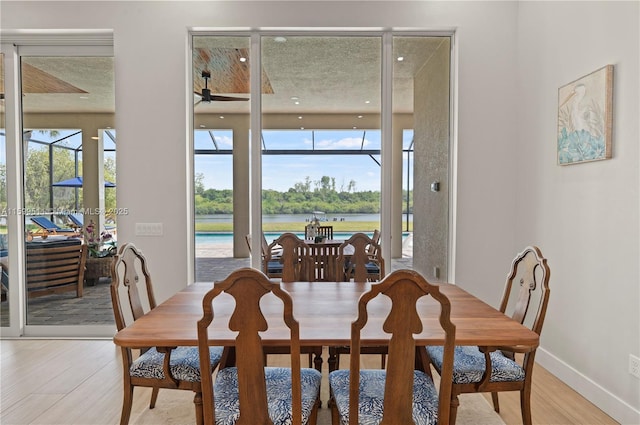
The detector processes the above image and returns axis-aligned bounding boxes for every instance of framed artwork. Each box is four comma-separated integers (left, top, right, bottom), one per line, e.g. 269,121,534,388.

557,65,613,165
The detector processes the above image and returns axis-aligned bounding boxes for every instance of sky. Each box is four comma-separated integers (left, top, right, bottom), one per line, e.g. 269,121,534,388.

195,129,413,192
12,128,412,194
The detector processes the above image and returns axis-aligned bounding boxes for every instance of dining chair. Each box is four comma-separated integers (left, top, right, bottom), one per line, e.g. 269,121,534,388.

110,242,223,425
335,232,385,282
328,269,456,425
196,267,322,425
265,232,314,282
264,233,322,371
425,245,551,425
329,232,387,373
246,233,283,278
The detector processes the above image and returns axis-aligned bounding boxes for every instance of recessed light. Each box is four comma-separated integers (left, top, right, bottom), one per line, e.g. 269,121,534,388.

357,115,363,119
219,116,224,119
298,116,303,120
352,126,357,129
274,36,287,43
290,96,299,100
294,101,300,105
91,136,99,140
365,100,371,104
397,56,404,62
300,127,305,130
200,124,206,128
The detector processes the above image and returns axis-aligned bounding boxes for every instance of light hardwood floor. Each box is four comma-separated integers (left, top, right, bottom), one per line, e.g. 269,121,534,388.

0,339,618,425
482,358,618,425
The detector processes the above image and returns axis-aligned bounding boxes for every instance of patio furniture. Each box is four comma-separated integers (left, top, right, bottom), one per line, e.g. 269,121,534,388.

25,238,87,298
30,216,77,236
304,224,333,240
66,213,116,232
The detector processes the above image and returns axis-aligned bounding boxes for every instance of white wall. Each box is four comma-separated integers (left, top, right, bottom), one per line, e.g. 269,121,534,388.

515,2,640,423
2,0,637,422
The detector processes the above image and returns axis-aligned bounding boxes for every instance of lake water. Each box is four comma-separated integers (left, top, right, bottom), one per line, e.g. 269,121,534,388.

195,213,413,223
195,214,412,245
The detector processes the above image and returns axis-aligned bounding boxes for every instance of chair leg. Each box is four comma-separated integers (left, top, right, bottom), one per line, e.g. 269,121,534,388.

491,391,500,412
449,394,460,425
193,391,204,425
149,387,159,409
520,388,533,425
120,385,134,425
313,351,323,372
328,347,339,372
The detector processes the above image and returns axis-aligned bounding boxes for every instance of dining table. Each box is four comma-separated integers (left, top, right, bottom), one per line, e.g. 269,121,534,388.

113,280,540,371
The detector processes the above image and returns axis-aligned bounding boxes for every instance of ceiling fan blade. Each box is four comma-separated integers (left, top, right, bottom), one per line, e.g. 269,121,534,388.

210,95,249,102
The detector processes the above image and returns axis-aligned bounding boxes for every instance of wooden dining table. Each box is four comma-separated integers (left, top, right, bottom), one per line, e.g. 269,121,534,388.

113,280,540,370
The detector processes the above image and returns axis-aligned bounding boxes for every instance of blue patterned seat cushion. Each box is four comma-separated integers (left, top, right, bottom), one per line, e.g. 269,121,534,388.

426,345,525,384
267,260,284,274
213,366,322,425
329,369,439,425
130,346,223,382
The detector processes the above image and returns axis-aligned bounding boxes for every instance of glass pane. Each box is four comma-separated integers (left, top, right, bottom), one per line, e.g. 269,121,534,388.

193,36,250,281
21,56,115,326
261,35,382,245
393,36,451,278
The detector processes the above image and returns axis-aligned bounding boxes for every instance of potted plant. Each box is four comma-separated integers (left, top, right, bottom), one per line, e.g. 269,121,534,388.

83,220,116,285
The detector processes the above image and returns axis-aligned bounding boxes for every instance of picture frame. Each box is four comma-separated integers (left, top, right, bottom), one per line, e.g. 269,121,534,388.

557,65,613,165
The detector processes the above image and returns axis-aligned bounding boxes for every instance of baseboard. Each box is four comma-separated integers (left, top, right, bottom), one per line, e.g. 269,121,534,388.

536,347,640,424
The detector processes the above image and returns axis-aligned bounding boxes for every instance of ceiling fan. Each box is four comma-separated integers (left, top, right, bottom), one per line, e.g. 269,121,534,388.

194,70,249,105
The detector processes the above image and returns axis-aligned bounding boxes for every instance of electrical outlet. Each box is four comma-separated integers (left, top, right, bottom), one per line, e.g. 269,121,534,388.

629,354,640,379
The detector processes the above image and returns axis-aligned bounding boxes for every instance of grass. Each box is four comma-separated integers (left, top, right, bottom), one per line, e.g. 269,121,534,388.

195,221,413,232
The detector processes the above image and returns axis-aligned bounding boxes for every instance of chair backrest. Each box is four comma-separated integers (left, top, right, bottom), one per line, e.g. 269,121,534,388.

336,232,384,282
348,269,456,424
197,268,304,425
110,242,156,331
67,214,83,228
304,224,333,240
499,246,550,337
266,232,313,282
31,216,62,231
366,229,381,257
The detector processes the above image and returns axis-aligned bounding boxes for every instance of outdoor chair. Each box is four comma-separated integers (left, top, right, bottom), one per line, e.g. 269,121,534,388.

25,238,87,298
335,232,385,282
110,242,223,425
425,246,551,425
197,267,322,425
246,233,283,278
304,224,333,240
30,216,78,236
328,269,456,425
265,232,313,282
66,213,116,231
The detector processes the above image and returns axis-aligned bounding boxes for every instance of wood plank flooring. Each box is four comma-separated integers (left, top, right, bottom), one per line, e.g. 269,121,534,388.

0,339,619,425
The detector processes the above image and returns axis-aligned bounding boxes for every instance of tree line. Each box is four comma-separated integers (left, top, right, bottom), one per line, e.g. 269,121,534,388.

195,173,413,215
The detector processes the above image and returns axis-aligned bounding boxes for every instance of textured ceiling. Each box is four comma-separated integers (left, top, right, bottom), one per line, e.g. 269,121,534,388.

1,36,446,115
